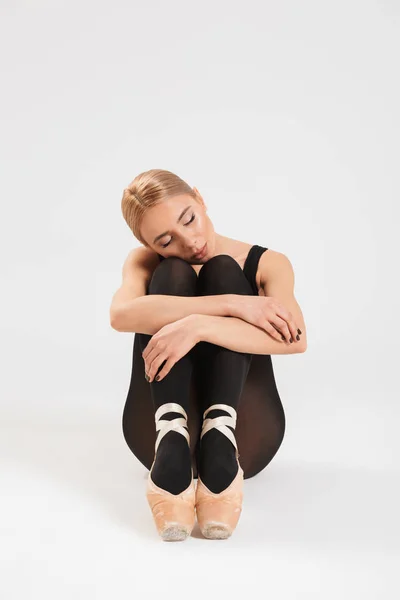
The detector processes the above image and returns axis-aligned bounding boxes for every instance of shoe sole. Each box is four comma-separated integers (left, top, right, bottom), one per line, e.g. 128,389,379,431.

201,522,232,539
161,524,191,541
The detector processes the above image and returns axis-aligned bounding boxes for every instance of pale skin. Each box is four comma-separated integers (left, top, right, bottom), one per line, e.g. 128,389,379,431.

137,187,307,383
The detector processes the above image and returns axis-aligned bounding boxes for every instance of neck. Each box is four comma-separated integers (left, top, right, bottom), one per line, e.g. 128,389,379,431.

212,233,227,255
211,233,239,257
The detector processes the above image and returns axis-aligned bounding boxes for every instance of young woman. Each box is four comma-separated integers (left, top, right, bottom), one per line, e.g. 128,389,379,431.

110,169,307,542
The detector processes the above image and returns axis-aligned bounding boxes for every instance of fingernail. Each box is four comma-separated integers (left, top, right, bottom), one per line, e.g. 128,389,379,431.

155,375,160,381
297,329,302,335
289,338,293,343
296,334,300,341
145,373,149,381
281,335,285,341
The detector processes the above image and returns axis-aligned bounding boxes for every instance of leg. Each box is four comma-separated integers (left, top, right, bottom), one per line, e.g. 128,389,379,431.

195,255,254,493
137,257,198,495
232,351,286,479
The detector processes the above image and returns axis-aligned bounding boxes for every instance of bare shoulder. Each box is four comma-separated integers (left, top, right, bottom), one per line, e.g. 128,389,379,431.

110,247,161,320
256,249,294,293
120,245,161,292
124,245,161,277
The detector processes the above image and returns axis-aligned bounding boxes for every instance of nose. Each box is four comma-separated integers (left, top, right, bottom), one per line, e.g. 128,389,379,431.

191,242,204,256
185,239,200,252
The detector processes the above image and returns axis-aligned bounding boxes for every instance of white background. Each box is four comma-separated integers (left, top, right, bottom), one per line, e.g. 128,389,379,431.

1,1,399,598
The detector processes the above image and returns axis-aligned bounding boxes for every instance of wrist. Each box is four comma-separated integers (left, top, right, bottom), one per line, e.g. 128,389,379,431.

192,314,213,343
224,294,238,317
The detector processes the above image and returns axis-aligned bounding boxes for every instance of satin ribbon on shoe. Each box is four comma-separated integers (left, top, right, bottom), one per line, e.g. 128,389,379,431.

200,403,239,455
154,402,190,453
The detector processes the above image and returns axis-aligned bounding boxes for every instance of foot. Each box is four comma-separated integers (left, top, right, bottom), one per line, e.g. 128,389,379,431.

147,403,196,541
150,413,192,495
198,408,239,494
195,464,244,539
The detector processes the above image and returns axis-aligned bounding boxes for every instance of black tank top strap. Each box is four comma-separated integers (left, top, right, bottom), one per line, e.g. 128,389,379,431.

243,244,269,295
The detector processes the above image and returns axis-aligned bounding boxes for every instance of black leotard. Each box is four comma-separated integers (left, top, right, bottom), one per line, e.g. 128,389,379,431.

122,244,286,479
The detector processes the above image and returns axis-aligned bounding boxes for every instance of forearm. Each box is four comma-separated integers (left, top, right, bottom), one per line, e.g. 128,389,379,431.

112,294,234,334
197,314,305,355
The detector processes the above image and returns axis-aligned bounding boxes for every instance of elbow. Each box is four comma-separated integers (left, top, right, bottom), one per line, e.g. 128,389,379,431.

110,308,123,331
297,340,307,353
299,332,308,353
288,340,307,354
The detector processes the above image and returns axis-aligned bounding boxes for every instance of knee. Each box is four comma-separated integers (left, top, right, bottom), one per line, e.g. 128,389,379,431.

198,254,240,284
201,254,237,270
198,254,252,295
148,256,198,296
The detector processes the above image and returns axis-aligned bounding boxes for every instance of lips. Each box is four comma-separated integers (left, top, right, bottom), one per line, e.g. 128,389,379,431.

193,242,207,259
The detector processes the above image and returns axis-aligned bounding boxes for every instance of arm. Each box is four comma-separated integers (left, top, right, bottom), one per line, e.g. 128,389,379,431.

196,250,307,356
110,248,235,334
196,314,303,355
260,250,307,352
112,294,234,334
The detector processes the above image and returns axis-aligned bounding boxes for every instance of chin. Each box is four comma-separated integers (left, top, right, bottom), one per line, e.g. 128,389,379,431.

193,242,208,261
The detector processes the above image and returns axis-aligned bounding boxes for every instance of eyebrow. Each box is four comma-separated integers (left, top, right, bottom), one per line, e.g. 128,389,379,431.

153,205,193,244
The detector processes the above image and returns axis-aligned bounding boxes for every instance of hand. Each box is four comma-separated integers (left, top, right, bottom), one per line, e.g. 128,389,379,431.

141,314,201,383
230,295,300,344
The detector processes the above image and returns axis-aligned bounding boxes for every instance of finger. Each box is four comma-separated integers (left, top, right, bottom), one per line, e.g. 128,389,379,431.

152,356,176,383
274,307,299,343
265,322,286,342
145,348,158,366
142,343,152,361
144,350,158,381
281,316,300,344
148,356,168,383
288,320,300,343
142,337,160,361
276,311,299,343
144,345,161,374
271,316,291,343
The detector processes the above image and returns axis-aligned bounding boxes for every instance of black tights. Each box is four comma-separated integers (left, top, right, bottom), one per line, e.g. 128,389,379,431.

122,256,286,493
138,255,254,494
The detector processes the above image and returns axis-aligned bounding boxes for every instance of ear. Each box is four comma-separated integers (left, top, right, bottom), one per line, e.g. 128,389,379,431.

193,186,207,211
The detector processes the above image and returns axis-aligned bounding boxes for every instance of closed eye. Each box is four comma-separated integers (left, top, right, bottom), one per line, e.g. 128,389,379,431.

161,214,196,248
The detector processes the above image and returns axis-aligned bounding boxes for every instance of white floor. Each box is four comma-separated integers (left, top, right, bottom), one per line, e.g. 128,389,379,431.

1,415,399,600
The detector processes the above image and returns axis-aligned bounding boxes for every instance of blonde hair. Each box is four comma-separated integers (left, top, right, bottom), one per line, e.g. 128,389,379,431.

121,169,198,247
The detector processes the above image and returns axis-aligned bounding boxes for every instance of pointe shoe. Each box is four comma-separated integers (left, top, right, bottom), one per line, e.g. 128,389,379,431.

146,402,196,542
195,404,244,540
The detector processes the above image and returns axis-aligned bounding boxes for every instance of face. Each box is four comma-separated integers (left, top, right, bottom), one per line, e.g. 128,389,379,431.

140,188,216,263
